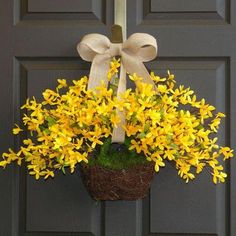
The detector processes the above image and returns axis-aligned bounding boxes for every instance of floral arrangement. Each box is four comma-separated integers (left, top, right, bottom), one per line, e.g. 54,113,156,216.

0,58,233,184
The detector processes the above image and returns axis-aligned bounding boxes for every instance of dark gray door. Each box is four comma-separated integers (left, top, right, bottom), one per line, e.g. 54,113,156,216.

0,0,235,235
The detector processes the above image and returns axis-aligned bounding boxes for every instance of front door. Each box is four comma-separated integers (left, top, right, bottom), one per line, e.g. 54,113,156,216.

0,0,235,235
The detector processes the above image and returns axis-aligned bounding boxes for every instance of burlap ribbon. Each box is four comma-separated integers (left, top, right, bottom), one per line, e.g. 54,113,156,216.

77,33,158,143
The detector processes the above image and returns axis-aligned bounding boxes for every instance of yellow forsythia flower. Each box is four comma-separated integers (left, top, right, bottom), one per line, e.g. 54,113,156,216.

13,124,23,135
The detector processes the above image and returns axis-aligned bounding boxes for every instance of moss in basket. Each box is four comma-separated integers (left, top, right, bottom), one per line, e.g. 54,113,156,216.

88,137,148,170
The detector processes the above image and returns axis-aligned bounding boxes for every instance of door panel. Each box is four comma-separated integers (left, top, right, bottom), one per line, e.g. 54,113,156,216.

18,0,106,23
0,0,236,236
141,0,229,23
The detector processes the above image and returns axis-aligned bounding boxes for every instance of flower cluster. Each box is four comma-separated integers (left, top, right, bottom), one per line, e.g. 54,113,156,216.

0,58,233,183
125,72,233,183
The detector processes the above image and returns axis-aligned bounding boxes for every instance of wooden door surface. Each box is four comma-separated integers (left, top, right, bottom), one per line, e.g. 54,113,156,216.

0,0,235,236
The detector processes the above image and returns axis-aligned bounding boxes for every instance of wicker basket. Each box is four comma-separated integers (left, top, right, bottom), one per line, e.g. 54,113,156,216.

80,163,155,201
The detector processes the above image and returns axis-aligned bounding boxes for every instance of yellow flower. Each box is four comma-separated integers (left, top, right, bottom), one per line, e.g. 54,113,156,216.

0,160,8,168
216,112,226,118
13,124,23,135
29,169,43,180
57,79,67,90
197,98,215,122
42,170,55,179
209,117,221,132
75,138,84,150
136,82,155,97
42,89,59,105
110,114,121,127
154,158,165,172
150,72,166,83
212,166,227,184
129,139,142,153
177,162,195,183
167,70,175,81
164,149,176,160
220,147,234,160
148,110,161,125
124,125,139,137
157,85,168,94
107,58,120,81
196,163,206,174
129,73,143,82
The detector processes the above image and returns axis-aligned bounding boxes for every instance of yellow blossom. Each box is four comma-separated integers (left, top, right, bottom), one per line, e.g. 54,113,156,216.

57,79,67,90
107,58,120,81
220,147,234,160
13,124,23,135
154,158,165,172
150,72,166,83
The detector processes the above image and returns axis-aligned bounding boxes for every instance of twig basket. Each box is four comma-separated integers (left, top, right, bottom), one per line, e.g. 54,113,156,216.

80,162,155,201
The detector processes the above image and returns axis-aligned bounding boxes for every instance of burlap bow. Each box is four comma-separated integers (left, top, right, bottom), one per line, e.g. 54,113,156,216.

77,33,158,143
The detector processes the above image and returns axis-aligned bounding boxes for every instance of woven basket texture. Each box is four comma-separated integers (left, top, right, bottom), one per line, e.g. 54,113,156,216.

80,163,155,201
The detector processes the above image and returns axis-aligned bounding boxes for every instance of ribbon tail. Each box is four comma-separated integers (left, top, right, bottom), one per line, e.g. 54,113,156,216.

112,61,126,143
88,54,111,91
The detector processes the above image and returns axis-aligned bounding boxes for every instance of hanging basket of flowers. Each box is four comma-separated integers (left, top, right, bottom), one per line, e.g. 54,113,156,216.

0,31,233,201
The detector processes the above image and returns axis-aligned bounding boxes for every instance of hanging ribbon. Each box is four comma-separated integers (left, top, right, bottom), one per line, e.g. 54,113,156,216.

77,33,158,143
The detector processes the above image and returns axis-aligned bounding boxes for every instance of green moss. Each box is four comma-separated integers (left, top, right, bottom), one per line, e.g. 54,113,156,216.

88,137,148,170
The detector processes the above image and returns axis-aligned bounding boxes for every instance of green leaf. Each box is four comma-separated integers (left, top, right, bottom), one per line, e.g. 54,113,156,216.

170,143,179,149
62,166,66,174
196,124,204,130
43,129,50,135
70,123,80,128
174,152,180,159
167,134,173,141
138,132,146,139
109,84,118,94
111,77,119,86
100,115,109,123
46,116,57,127
144,124,150,133
131,112,138,122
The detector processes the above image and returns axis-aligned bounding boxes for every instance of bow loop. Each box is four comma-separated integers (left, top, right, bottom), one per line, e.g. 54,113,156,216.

77,33,111,61
123,33,157,62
